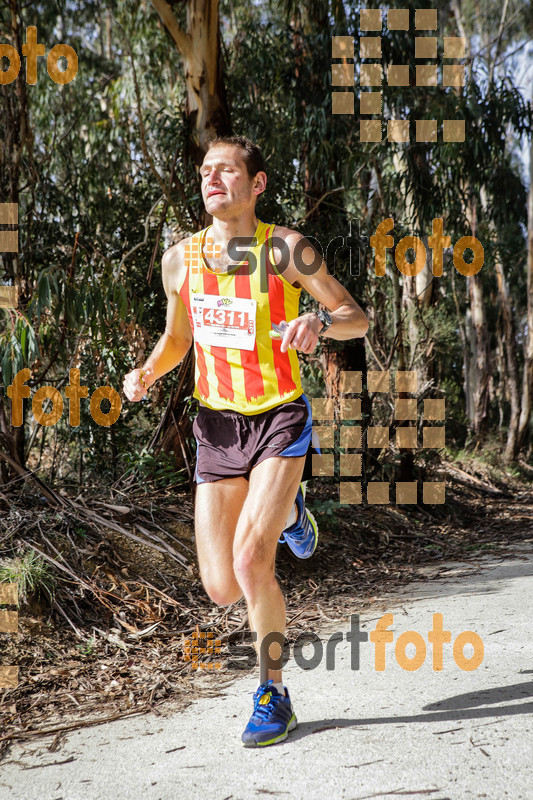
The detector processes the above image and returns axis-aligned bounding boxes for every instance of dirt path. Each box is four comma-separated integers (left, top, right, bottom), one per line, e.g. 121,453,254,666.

1,544,532,800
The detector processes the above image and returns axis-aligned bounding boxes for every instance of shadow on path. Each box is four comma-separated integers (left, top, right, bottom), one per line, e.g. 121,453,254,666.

285,680,533,743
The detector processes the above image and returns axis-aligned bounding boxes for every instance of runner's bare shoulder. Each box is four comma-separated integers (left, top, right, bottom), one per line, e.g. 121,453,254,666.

271,224,300,247
270,225,321,287
161,237,190,296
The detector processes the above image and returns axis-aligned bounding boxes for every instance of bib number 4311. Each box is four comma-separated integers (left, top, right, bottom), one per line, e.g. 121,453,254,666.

203,308,248,327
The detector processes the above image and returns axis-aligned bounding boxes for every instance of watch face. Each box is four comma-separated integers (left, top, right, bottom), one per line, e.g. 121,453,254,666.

317,310,332,333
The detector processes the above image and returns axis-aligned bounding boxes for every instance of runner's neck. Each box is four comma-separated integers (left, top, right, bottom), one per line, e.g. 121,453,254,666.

208,215,260,245
201,219,263,274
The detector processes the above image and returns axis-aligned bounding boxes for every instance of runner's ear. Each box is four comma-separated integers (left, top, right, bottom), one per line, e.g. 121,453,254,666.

253,171,267,197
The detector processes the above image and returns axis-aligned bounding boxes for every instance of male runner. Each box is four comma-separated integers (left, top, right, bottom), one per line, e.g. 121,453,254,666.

123,136,368,747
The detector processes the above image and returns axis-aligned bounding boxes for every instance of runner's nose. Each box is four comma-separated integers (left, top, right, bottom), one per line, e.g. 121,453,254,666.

205,167,220,183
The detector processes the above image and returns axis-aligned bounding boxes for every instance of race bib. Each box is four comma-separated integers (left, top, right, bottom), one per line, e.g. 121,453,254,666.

191,294,257,350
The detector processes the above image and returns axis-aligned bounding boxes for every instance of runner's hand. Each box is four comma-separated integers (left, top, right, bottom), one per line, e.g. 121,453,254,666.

123,368,148,402
280,313,322,355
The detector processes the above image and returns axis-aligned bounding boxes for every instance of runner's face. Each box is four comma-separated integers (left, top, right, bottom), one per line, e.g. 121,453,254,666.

200,145,256,216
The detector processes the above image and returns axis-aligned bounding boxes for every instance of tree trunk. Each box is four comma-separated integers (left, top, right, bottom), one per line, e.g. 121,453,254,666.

0,0,36,478
393,151,435,385
392,268,416,481
518,131,533,453
320,340,368,483
321,340,367,403
494,257,520,461
461,191,491,439
148,349,195,481
478,183,520,459
150,0,232,161
468,272,491,437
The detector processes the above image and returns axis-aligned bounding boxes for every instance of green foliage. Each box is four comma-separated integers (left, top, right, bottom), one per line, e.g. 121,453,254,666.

0,549,57,606
76,635,97,657
310,497,341,518
0,312,40,386
120,447,188,488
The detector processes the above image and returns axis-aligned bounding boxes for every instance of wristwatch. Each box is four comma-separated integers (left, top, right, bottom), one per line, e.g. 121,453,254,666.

315,309,333,335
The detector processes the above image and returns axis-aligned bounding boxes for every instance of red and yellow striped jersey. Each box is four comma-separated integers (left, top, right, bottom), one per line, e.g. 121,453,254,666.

177,220,303,414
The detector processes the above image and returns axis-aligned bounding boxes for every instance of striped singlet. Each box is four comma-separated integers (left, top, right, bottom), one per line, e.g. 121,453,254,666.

177,220,303,414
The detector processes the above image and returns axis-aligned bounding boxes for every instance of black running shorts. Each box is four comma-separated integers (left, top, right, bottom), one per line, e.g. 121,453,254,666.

193,393,319,483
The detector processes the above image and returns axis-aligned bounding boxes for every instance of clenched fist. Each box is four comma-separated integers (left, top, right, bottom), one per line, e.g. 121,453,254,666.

123,368,148,402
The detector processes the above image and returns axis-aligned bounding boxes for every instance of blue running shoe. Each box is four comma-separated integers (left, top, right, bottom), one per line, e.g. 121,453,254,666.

278,483,319,559
241,679,297,747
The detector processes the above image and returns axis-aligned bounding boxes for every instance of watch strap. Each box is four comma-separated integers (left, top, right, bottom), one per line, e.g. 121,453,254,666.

316,309,332,335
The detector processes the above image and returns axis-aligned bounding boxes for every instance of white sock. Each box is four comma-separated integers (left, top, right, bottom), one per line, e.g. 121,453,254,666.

285,502,298,528
271,681,285,695
284,481,307,528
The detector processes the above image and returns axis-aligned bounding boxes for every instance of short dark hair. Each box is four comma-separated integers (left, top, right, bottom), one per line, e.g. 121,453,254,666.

206,136,266,179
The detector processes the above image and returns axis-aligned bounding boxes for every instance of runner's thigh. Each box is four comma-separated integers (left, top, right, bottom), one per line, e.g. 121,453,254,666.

195,477,249,595
233,455,305,562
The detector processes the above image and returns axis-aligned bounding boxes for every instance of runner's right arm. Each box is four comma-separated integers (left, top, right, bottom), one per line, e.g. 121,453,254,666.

122,242,193,402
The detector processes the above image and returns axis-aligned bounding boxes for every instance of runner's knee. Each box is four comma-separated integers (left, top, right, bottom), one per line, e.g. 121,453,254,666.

200,565,242,606
233,540,276,593
200,570,243,606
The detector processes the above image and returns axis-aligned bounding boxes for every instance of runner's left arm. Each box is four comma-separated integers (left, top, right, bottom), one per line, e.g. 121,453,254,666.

279,232,368,354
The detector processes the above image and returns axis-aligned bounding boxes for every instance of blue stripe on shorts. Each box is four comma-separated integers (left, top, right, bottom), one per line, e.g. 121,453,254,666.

279,394,313,457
